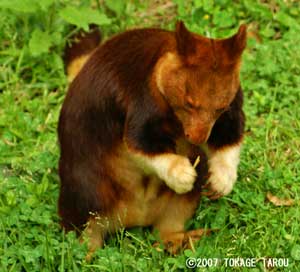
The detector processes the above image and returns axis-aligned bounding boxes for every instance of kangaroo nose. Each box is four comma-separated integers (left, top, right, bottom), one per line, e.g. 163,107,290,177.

185,131,208,145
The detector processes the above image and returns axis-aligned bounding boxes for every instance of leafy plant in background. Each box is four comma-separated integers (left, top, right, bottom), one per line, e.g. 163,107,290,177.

174,0,300,37
0,0,112,89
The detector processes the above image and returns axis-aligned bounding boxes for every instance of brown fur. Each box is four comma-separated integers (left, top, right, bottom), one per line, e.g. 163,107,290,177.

154,22,246,145
63,25,101,82
58,21,246,256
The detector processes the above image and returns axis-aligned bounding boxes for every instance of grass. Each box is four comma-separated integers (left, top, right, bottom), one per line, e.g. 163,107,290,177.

1,0,300,271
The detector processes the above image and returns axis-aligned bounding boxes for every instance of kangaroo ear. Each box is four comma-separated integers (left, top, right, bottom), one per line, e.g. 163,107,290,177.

224,24,247,59
175,21,196,56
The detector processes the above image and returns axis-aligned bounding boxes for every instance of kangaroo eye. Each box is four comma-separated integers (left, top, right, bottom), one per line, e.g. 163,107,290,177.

216,107,225,113
185,100,194,109
216,106,230,114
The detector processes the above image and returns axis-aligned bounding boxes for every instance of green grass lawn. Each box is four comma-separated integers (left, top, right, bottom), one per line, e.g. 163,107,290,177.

1,0,300,271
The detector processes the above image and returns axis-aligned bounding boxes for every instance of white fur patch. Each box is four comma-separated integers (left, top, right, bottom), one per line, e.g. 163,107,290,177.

133,153,197,194
208,144,241,195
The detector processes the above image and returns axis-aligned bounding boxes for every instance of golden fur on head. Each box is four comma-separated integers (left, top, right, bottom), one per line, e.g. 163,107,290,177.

153,23,246,144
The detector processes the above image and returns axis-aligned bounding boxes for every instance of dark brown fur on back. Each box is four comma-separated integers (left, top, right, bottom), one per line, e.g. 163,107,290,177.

59,28,178,229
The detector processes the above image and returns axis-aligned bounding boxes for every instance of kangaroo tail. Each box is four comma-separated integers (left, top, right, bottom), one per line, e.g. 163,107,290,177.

64,25,101,82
